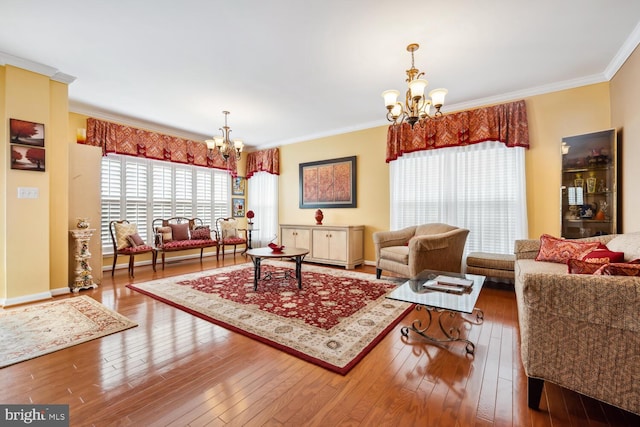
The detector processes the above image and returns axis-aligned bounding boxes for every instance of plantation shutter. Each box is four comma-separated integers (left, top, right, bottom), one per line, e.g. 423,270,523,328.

152,163,172,222
195,169,212,226
124,159,149,243
100,156,122,252
174,166,193,218
101,154,232,255
213,172,230,221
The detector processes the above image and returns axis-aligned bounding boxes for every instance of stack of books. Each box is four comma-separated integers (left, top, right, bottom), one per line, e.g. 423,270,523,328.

423,275,474,294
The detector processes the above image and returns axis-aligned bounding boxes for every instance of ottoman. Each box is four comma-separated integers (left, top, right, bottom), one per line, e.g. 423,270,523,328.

466,252,515,281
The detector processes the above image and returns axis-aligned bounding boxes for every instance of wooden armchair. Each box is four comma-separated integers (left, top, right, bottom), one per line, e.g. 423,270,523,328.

109,220,156,277
216,217,247,260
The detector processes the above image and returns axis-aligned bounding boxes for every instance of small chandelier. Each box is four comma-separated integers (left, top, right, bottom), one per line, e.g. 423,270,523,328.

382,43,448,127
205,110,244,161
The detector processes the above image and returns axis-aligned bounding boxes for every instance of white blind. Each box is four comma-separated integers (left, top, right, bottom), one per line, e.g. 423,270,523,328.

247,172,279,246
100,154,230,253
390,141,528,255
100,158,122,249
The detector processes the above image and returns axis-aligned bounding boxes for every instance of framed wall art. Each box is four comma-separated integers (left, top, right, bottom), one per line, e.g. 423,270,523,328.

10,118,45,147
232,176,245,196
232,197,245,217
299,156,356,208
10,144,46,171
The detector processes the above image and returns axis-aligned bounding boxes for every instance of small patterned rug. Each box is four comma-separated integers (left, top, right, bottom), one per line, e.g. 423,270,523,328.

128,261,412,374
0,296,137,368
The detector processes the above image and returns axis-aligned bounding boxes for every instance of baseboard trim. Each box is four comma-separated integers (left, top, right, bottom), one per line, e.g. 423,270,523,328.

1,291,53,307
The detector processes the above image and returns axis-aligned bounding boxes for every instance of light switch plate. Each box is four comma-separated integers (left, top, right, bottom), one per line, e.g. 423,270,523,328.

17,187,39,199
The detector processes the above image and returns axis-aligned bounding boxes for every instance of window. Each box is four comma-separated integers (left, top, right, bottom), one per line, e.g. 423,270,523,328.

247,171,279,247
101,154,230,253
390,141,528,255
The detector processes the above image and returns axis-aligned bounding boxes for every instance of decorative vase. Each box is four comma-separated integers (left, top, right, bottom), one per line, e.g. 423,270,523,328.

76,218,89,229
315,209,324,225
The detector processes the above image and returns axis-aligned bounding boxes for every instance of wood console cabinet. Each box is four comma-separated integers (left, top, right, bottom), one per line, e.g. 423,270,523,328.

280,224,364,269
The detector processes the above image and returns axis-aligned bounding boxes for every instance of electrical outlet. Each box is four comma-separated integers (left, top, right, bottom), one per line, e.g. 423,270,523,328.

17,187,39,199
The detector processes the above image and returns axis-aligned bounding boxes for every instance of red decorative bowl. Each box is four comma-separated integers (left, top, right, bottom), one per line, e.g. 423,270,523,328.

268,243,284,253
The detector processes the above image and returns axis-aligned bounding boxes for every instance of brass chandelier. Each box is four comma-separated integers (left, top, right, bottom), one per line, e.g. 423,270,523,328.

205,110,243,161
382,43,448,127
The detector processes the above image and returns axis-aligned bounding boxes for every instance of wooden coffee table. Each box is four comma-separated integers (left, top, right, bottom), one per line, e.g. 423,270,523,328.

246,247,309,291
386,269,485,354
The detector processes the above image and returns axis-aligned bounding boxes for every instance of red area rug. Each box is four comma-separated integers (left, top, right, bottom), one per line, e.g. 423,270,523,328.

127,261,412,374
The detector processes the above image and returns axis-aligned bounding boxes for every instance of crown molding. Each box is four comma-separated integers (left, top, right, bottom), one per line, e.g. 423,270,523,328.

604,21,640,80
0,51,76,83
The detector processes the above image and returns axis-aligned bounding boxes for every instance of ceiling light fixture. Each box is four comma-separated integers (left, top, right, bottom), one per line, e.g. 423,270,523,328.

382,43,448,127
205,110,243,161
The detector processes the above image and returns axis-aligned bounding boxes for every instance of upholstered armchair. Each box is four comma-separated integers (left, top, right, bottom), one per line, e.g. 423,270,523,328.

373,223,470,279
216,217,248,260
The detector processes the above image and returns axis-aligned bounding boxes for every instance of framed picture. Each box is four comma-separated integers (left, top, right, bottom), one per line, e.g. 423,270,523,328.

299,156,356,208
232,198,245,217
10,119,45,147
232,176,246,196
10,144,46,172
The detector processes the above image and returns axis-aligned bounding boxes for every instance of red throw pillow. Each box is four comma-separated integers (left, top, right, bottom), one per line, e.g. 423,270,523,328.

169,223,190,241
567,258,607,274
190,226,211,240
126,233,145,247
535,234,600,264
582,248,625,263
595,263,640,276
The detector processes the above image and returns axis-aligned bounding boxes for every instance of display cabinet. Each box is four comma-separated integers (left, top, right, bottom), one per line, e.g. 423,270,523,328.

561,129,619,238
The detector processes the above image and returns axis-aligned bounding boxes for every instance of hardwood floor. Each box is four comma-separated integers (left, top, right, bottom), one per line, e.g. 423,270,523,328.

2,255,638,426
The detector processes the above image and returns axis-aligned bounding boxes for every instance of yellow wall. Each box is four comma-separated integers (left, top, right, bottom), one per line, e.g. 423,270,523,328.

524,83,611,238
1,65,70,304
68,116,103,284
280,84,615,262
0,66,5,301
279,126,389,262
611,45,640,233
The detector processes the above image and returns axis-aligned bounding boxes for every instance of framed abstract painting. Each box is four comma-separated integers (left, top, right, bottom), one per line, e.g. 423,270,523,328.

299,156,356,208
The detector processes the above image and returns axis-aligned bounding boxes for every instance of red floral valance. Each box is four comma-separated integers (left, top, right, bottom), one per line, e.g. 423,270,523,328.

386,99,529,162
84,117,237,174
246,148,280,179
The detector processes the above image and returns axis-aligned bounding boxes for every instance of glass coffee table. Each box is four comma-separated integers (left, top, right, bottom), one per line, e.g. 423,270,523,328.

386,269,485,354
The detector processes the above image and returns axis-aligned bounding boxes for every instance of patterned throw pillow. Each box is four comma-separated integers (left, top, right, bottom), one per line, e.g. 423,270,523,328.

535,234,600,264
581,248,625,263
567,258,607,275
190,226,211,240
114,222,137,250
595,262,640,276
170,223,190,241
156,226,173,243
126,233,145,247
220,220,238,239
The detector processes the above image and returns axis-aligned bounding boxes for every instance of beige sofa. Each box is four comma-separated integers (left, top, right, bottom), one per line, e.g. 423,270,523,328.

373,223,469,279
514,233,640,415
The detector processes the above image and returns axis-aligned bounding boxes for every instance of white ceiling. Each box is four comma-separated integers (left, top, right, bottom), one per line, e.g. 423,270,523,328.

1,0,640,150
